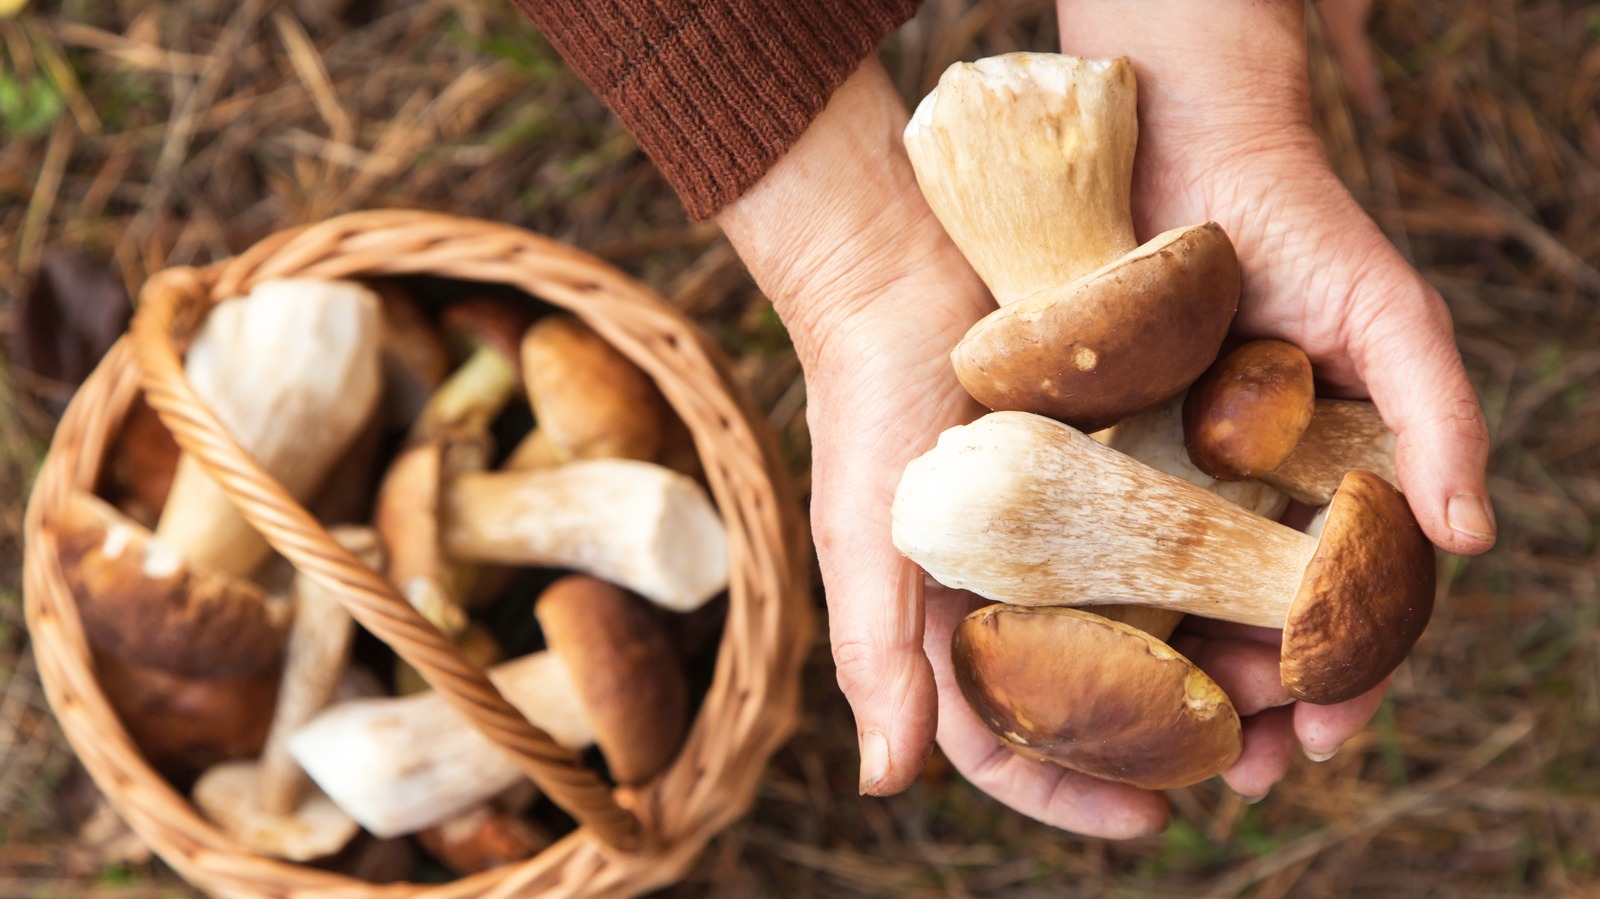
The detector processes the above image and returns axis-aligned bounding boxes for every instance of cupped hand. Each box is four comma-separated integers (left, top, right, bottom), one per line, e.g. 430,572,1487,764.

1057,0,1496,767
720,55,1353,834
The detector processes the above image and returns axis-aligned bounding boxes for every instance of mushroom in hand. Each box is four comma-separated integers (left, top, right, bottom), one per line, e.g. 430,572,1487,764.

894,411,1434,704
904,53,1239,431
1183,338,1397,505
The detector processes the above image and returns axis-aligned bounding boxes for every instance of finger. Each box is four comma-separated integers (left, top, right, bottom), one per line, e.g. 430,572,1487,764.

1294,673,1393,761
811,417,942,797
1221,705,1298,802
923,588,1171,838
1348,262,1495,556
1168,634,1292,717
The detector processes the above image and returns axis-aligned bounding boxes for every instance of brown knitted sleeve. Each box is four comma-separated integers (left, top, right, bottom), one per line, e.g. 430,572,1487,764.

511,0,922,220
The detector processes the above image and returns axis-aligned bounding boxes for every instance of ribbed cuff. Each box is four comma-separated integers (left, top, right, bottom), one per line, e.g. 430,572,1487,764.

512,0,921,220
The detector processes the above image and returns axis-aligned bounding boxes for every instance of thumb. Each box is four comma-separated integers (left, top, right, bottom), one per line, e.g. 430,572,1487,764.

810,417,941,797
1350,260,1495,556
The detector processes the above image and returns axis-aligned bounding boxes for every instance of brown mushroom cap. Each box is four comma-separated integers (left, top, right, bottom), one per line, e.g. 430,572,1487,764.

520,314,666,464
97,652,277,778
952,223,1240,433
1281,470,1436,703
56,491,289,679
533,575,687,786
952,604,1240,790
1183,339,1316,481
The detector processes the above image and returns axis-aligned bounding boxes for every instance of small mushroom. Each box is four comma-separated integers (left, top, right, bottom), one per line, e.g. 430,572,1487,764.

894,411,1435,704
189,527,383,861
441,461,728,612
152,278,383,577
903,53,1239,431
1183,339,1397,505
287,576,687,837
510,313,667,468
376,298,529,630
949,397,1289,788
373,438,486,636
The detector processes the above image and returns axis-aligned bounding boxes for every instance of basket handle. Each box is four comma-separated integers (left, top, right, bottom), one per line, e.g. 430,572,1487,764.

128,267,643,853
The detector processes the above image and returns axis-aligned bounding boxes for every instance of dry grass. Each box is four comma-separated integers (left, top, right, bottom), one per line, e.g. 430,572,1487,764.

2,0,1597,896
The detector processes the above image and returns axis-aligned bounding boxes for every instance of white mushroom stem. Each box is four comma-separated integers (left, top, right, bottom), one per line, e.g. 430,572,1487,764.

255,527,384,814
904,53,1138,304
1268,399,1397,505
287,652,595,838
1100,396,1290,638
154,279,383,577
190,528,383,861
893,412,1316,627
441,460,728,612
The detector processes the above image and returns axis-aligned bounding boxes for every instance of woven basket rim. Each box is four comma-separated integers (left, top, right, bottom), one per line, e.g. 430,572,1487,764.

23,209,813,898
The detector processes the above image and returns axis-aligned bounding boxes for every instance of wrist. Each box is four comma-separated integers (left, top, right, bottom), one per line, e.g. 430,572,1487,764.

717,59,981,369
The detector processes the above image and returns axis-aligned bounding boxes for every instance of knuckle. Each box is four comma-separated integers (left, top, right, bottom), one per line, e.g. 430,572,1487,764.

830,638,882,697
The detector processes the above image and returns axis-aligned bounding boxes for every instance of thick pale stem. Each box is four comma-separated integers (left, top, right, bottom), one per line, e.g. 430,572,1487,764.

893,412,1317,627
254,527,383,816
154,279,382,576
1269,399,1397,505
904,53,1139,304
1101,396,1291,636
441,461,728,612
287,652,595,838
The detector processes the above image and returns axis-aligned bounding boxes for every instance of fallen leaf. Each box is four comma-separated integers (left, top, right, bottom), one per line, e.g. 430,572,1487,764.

9,250,131,391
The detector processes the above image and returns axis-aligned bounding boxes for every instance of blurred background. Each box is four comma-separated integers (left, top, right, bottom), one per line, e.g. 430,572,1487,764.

1,1,1597,896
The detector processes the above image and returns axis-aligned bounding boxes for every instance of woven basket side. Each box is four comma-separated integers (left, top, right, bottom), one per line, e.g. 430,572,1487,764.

24,209,812,899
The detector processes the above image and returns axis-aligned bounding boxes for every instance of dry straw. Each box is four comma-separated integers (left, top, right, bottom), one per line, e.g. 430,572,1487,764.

22,209,813,898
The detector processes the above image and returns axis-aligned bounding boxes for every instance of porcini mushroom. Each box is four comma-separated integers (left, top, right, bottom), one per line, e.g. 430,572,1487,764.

287,576,686,838
56,491,284,777
950,398,1288,788
506,313,667,470
1183,339,1397,505
190,527,384,861
153,278,383,576
894,411,1435,704
376,298,529,630
440,460,727,612
953,604,1238,790
56,491,289,679
903,53,1239,431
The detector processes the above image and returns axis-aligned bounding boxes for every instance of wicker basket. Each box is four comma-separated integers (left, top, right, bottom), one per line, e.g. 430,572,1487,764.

22,210,813,898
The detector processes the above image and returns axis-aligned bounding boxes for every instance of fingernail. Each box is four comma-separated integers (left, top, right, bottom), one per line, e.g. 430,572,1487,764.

1238,790,1270,805
858,729,890,795
1447,493,1496,542
1304,746,1339,763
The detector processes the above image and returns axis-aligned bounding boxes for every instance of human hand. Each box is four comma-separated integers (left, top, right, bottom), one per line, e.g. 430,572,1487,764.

719,56,1351,835
1055,0,1496,772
